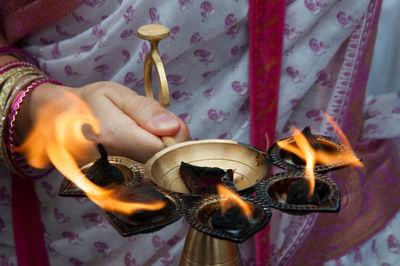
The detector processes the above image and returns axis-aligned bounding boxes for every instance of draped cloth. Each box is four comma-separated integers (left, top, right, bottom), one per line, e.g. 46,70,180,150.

0,1,83,266
2,0,400,265
289,1,400,264
250,0,400,265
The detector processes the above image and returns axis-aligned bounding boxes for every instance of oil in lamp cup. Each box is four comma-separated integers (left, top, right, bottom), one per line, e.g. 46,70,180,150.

58,155,145,197
182,194,271,243
104,186,184,236
256,172,340,215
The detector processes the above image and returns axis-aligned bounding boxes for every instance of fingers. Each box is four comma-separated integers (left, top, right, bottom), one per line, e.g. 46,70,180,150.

103,83,190,139
76,81,190,162
84,94,166,162
172,116,190,143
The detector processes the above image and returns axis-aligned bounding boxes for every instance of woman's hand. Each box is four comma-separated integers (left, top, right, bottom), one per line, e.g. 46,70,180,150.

16,81,190,163
75,81,189,162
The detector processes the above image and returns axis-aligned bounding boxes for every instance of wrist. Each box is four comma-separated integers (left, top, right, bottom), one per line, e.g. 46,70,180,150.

0,55,19,65
14,81,67,145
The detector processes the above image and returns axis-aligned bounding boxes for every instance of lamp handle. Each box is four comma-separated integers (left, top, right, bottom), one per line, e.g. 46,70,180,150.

138,24,176,147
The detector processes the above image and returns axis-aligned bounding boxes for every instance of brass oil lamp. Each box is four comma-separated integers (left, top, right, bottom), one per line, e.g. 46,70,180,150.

58,24,362,266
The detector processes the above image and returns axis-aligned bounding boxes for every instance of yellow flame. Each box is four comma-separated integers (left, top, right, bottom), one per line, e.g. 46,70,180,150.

16,90,165,215
321,113,363,167
277,118,363,197
217,184,252,218
277,128,316,195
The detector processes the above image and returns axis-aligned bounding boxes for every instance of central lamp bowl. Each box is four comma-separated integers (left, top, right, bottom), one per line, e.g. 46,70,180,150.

145,139,270,194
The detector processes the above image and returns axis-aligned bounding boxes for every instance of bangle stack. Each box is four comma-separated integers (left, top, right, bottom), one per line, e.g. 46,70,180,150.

0,48,61,178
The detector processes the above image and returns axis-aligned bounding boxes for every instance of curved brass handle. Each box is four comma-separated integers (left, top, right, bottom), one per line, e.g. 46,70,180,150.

138,24,176,147
137,24,170,108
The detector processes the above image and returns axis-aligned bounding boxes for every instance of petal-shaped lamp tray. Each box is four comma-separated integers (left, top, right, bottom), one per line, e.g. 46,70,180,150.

58,156,146,197
268,131,361,173
104,187,183,236
182,194,271,243
256,172,340,215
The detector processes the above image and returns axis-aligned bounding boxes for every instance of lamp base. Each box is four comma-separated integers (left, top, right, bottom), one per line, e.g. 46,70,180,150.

179,228,243,266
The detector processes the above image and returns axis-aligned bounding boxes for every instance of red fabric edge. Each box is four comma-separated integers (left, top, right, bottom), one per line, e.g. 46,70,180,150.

12,173,50,266
249,0,286,265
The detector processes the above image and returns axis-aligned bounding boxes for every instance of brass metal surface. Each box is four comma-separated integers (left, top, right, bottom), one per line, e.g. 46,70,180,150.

59,156,145,197
179,228,243,266
145,139,269,194
183,193,272,243
256,172,340,214
137,24,170,108
137,24,265,266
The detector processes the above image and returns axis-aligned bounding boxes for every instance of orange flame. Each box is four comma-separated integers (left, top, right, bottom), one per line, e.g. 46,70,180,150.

280,127,317,195
277,118,363,197
217,184,252,218
16,90,165,215
319,113,363,167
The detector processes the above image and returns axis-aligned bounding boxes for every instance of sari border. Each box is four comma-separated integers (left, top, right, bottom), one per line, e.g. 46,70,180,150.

249,0,285,265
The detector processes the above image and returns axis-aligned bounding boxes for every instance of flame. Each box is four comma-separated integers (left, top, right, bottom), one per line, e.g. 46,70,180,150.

277,117,363,197
319,113,363,167
16,90,165,215
217,184,252,218
286,127,317,195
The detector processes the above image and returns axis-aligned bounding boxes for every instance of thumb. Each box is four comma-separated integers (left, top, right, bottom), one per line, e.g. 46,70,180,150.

105,85,188,138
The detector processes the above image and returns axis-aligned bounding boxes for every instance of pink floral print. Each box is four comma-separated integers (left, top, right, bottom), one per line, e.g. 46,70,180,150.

286,66,305,83
62,232,83,245
149,7,161,24
123,6,135,24
337,11,358,28
200,1,214,21
193,49,214,65
304,0,328,14
190,32,203,45
208,109,230,123
309,38,329,55
94,242,112,258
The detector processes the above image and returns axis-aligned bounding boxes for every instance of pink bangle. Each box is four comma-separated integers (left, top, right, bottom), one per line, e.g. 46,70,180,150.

7,77,63,178
0,46,39,67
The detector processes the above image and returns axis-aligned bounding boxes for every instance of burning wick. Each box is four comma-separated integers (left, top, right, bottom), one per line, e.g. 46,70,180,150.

286,178,321,205
16,90,165,215
211,185,252,231
277,124,362,199
85,143,125,187
278,127,317,196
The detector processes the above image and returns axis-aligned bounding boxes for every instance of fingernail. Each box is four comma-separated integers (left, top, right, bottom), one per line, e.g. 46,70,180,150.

151,113,179,129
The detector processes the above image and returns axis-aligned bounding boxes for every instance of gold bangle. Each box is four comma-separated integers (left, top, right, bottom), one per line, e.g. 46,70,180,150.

0,69,44,170
5,74,46,115
7,77,60,177
0,66,40,86
0,61,36,73
3,74,47,143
